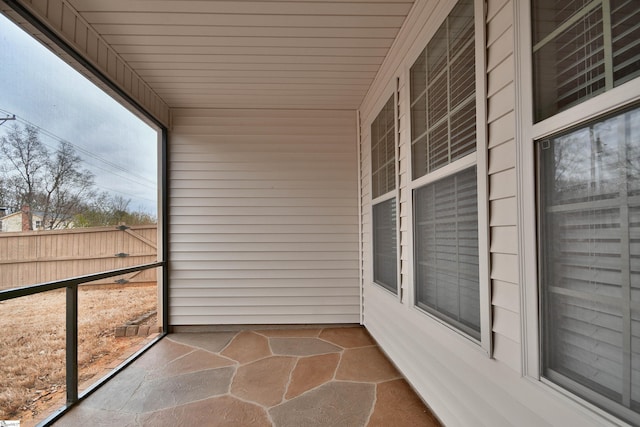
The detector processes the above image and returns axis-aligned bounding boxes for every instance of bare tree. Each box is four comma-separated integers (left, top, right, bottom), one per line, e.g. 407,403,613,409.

0,124,47,228
40,140,95,229
0,124,95,230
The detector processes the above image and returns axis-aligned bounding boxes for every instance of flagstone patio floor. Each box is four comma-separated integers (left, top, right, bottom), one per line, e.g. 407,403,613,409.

53,326,441,426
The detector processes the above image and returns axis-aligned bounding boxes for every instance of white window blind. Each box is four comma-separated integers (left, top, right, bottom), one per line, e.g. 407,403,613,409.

373,198,397,293
371,94,397,294
532,0,640,122
409,0,480,339
415,166,480,339
410,0,476,180
371,96,396,199
539,105,640,424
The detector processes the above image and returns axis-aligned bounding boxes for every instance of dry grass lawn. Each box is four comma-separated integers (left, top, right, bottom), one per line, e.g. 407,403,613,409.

0,284,157,423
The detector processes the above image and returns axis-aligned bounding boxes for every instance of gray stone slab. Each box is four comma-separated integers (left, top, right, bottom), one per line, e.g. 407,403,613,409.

51,406,139,427
269,337,341,356
81,366,147,412
168,332,237,354
122,367,235,413
269,381,375,427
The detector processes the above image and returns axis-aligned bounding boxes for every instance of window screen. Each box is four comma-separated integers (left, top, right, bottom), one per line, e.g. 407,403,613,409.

373,198,397,293
371,94,397,293
538,105,640,424
532,0,640,122
371,95,396,199
414,166,480,339
410,0,476,180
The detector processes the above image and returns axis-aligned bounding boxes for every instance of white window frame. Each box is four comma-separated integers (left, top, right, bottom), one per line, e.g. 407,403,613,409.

405,0,491,354
516,0,640,424
369,81,401,300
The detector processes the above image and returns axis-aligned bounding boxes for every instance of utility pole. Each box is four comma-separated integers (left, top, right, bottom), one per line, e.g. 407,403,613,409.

0,114,16,126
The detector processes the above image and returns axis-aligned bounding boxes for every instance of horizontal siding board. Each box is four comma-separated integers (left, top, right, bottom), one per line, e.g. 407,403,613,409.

488,111,515,148
493,306,521,343
487,82,515,122
492,333,521,372
491,253,519,284
171,314,359,325
172,287,360,298
172,278,358,288
170,233,359,243
489,169,516,200
171,251,359,261
170,215,358,226
171,260,359,270
488,140,516,174
489,197,517,226
172,269,359,280
169,108,359,325
486,0,513,46
171,305,360,316
490,226,518,254
492,280,520,314
171,242,359,253
487,27,514,72
170,206,357,216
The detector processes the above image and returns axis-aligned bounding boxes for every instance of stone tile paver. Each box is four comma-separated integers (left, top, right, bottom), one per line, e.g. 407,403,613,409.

257,328,321,337
132,339,194,371
270,381,375,427
220,331,271,364
122,367,235,413
231,356,295,406
168,331,237,353
285,353,340,399
336,346,401,382
368,379,442,426
80,366,147,412
52,406,138,427
319,326,376,348
140,396,271,427
269,337,341,356
147,349,235,379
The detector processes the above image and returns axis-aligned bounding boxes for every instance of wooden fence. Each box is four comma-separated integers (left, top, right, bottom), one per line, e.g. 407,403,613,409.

0,224,158,291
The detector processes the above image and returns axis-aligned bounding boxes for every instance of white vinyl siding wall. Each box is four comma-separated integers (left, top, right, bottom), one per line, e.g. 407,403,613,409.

169,108,360,325
486,0,521,371
359,1,614,425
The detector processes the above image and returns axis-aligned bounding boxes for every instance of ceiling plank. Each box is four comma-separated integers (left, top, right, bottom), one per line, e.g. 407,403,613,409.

70,1,413,16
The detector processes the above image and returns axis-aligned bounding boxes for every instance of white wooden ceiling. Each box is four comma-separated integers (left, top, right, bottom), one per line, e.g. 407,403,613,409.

65,0,415,110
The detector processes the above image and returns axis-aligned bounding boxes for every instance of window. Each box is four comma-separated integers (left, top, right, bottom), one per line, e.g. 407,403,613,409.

532,0,640,122
410,0,481,340
410,0,476,180
414,166,480,338
526,1,640,423
371,95,397,294
537,105,640,424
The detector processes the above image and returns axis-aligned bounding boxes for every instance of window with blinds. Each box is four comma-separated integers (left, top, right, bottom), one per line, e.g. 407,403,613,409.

409,0,480,339
373,198,397,293
371,94,397,294
372,96,396,199
538,105,640,424
532,0,640,122
415,166,480,338
410,0,476,180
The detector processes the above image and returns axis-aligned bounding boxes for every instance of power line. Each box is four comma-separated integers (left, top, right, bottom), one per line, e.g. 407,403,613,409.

0,109,157,188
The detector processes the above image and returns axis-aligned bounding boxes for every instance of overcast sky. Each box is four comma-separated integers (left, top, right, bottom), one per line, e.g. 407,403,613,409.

0,13,158,215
